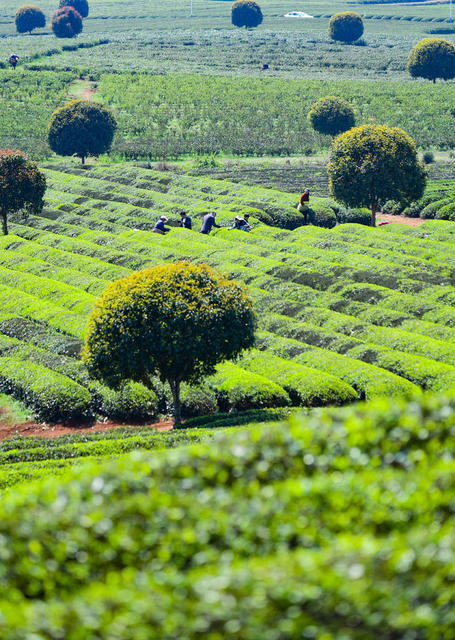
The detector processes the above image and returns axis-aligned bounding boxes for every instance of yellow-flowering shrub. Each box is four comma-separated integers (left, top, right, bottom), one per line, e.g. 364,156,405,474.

327,124,426,226
83,262,256,424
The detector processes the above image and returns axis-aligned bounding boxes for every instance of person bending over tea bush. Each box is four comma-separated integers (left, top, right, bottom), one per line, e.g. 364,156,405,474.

83,262,256,425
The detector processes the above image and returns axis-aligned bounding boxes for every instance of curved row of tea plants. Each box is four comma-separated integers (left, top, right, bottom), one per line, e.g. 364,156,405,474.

0,164,453,420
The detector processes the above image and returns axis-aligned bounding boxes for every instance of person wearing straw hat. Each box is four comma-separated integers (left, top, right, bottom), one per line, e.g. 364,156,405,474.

153,215,171,235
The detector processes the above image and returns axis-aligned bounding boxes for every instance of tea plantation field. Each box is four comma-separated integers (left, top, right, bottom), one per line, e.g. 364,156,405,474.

3,388,455,637
1,162,455,425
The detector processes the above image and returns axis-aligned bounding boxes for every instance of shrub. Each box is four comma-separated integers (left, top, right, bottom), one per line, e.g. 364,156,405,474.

58,0,89,18
381,200,403,215
401,201,422,218
435,201,455,221
336,207,371,226
240,349,357,406
0,150,46,235
328,124,427,226
309,204,337,229
247,201,303,229
15,5,46,34
308,96,355,137
210,361,291,411
407,38,455,82
420,197,453,219
0,356,92,421
423,150,435,164
180,383,218,418
83,262,256,424
51,6,82,38
96,381,158,422
47,100,116,164
329,12,364,43
231,0,263,28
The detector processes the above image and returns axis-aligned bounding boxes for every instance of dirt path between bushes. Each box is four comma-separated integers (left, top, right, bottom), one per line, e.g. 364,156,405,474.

0,415,173,441
376,213,425,227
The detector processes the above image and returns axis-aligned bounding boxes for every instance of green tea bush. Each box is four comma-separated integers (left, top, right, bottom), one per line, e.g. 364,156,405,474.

0,356,91,421
15,5,46,34
240,349,357,406
180,383,218,418
407,38,455,82
329,12,364,43
381,200,403,215
435,201,455,221
210,361,291,410
308,203,337,229
336,207,371,225
51,6,83,38
420,197,452,219
58,0,89,18
95,381,158,422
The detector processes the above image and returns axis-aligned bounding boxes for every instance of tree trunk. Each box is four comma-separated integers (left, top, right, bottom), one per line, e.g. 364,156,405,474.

2,212,8,236
81,155,85,165
370,203,378,228
169,379,181,426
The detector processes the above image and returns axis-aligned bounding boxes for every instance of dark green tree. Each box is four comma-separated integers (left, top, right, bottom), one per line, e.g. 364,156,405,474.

407,38,455,83
329,12,364,43
308,96,355,137
47,99,116,164
231,0,263,29
58,0,89,18
327,124,426,227
51,6,82,38
83,262,256,425
15,5,46,34
0,150,46,235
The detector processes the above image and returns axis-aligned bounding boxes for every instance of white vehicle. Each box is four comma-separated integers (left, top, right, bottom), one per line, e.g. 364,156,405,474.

284,11,314,18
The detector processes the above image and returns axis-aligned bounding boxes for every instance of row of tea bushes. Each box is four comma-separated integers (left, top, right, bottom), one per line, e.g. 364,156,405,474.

2,390,455,636
0,165,454,419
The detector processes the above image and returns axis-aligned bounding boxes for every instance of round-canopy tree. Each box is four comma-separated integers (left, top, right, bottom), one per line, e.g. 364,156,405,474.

15,5,46,34
51,6,82,38
407,38,455,83
58,0,89,18
329,12,364,43
0,150,46,235
231,0,263,29
83,262,256,424
308,96,355,137
47,99,116,164
327,124,426,227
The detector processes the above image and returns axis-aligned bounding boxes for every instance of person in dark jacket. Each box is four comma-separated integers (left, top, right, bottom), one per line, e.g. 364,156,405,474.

9,53,19,70
153,215,170,234
200,212,220,234
179,211,192,229
298,189,310,224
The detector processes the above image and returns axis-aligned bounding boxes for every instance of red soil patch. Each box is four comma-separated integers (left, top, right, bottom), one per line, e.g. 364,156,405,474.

377,213,425,227
0,414,173,441
82,86,97,100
